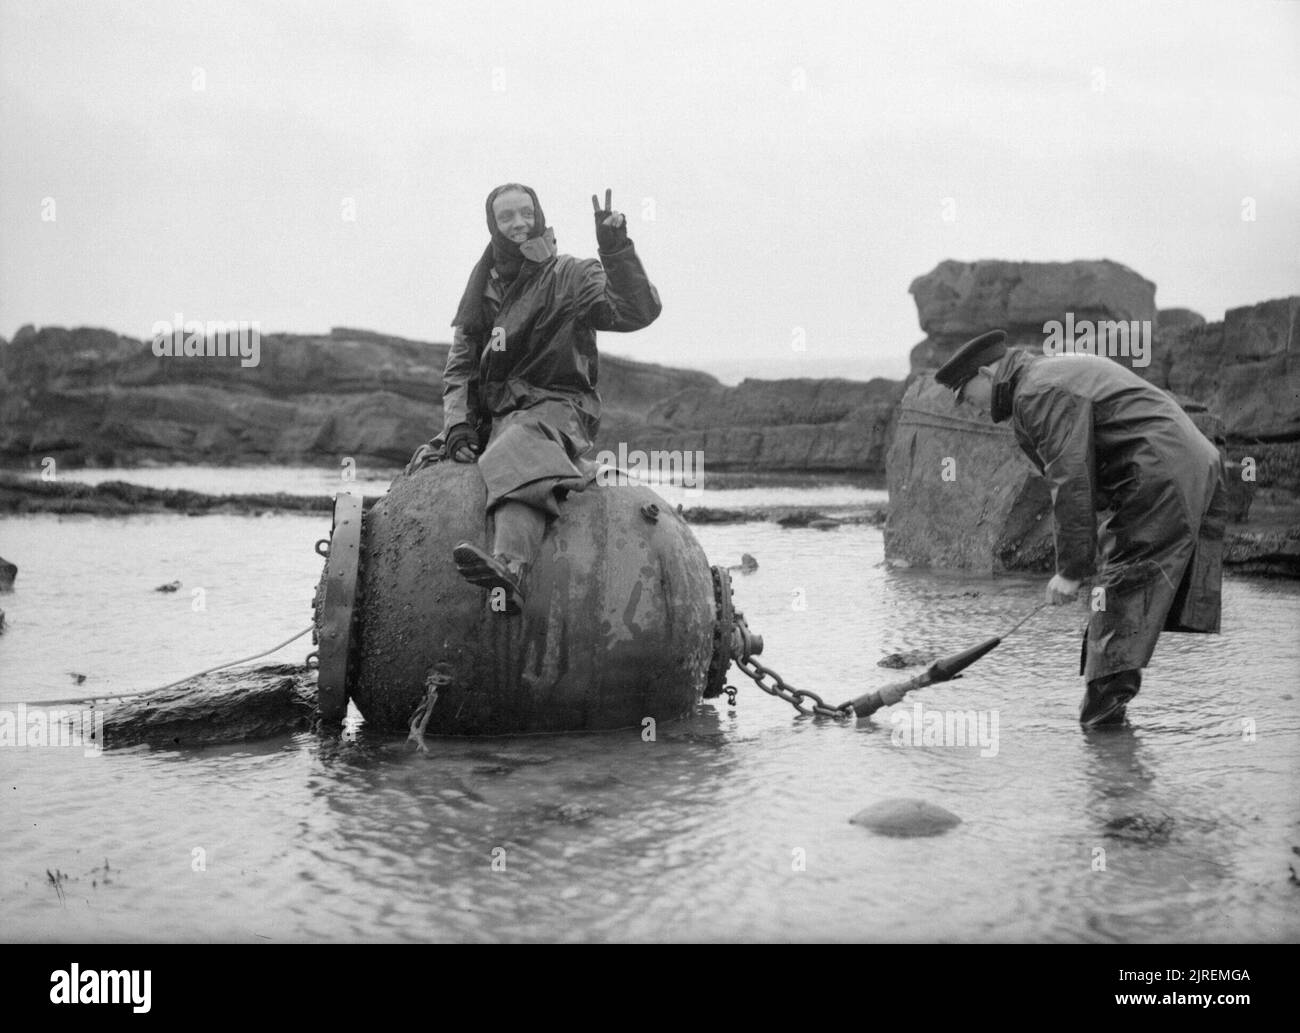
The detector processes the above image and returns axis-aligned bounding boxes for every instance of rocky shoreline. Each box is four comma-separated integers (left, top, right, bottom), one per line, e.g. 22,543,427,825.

0,324,900,474
0,474,340,516
2,259,1295,576
2,474,1292,576
0,472,884,526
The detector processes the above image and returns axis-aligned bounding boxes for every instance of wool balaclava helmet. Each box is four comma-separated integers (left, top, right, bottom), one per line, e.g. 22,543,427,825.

453,183,555,335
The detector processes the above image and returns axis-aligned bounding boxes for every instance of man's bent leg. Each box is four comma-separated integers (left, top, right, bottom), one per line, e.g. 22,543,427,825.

492,500,547,570
1080,669,1142,728
453,495,554,616
458,401,595,615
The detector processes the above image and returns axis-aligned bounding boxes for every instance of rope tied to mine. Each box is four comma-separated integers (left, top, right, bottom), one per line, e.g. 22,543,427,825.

0,625,316,708
407,664,453,752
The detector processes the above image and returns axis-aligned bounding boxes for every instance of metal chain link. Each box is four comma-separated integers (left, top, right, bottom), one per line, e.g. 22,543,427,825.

733,656,855,720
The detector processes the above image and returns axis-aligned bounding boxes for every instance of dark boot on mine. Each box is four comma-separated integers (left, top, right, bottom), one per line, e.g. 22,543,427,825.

452,542,526,615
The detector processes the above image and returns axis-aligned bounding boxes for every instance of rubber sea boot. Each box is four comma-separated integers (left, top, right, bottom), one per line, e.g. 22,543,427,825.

1079,669,1142,729
452,543,526,615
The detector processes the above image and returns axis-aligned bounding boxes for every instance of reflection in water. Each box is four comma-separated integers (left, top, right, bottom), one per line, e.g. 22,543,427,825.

1083,725,1158,807
1072,726,1247,943
297,710,745,942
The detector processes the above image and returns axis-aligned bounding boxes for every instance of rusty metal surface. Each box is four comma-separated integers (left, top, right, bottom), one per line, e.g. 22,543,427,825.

315,492,363,724
348,463,715,734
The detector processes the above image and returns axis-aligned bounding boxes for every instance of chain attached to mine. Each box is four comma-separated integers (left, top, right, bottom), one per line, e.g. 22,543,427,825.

733,655,855,720
707,564,853,721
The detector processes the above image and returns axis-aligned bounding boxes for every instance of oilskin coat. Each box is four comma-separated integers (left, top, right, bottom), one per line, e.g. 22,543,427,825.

441,241,662,513
991,350,1227,681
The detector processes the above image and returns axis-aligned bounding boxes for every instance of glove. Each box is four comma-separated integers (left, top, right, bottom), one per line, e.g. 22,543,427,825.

445,423,480,464
1045,574,1081,606
592,187,629,252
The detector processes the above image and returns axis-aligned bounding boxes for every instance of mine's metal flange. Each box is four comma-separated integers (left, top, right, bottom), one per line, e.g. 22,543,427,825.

704,565,734,699
316,492,363,724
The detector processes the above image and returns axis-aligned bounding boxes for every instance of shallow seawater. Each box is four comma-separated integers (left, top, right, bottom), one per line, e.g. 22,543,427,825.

1,471,1298,942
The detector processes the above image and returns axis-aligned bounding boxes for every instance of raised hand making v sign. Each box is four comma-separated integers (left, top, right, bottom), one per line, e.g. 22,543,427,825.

592,187,629,252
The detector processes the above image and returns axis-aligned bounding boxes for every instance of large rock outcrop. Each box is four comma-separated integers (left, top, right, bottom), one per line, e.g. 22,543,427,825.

0,325,907,475
0,326,719,469
907,259,1157,372
884,375,1054,573
642,377,905,472
1136,296,1300,487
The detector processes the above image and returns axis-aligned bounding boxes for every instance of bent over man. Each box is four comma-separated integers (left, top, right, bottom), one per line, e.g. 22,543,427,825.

411,183,662,614
937,330,1228,728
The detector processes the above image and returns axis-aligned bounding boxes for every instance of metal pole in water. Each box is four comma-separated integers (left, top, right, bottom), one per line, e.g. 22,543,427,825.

848,602,1051,717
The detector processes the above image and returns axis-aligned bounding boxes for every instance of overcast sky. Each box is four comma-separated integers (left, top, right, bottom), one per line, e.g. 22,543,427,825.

2,0,1297,382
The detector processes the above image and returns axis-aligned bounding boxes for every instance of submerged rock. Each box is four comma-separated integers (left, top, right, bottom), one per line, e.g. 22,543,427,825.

1103,813,1176,845
877,650,936,669
1223,526,1300,578
100,664,316,749
850,798,962,837
467,750,556,769
777,510,831,528
546,802,602,825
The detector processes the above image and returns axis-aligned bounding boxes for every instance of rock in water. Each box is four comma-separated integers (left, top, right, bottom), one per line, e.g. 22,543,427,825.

0,556,16,592
851,798,962,837
1103,813,1176,845
727,553,758,574
777,510,829,528
546,802,602,825
100,664,316,749
877,650,935,669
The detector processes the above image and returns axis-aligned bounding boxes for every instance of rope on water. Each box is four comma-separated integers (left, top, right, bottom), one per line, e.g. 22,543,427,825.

896,405,1014,436
1001,602,1050,638
407,682,439,753
0,625,315,708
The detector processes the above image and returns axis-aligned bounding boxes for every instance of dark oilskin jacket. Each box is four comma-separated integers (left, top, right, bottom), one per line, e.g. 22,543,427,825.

991,350,1226,680
442,241,662,446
